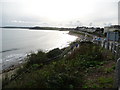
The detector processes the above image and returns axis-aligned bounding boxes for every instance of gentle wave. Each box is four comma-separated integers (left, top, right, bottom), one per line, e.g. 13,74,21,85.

0,48,19,53
2,53,27,70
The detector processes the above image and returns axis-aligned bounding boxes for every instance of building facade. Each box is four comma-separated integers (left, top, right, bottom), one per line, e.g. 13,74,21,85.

104,25,120,33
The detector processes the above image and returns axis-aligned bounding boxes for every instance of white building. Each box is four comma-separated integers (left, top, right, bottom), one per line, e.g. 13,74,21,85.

104,25,120,33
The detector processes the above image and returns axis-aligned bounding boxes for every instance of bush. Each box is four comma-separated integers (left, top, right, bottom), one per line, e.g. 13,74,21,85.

27,51,48,66
4,42,114,88
47,48,63,58
47,73,82,88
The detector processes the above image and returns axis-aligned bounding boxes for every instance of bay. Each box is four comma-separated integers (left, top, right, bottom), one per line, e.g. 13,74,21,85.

1,28,77,70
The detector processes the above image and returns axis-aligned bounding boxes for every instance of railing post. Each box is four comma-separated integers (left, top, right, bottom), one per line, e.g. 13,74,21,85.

112,42,115,54
102,41,105,48
111,42,113,52
107,41,109,50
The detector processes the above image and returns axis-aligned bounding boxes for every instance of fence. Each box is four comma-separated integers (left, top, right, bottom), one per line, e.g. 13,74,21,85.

80,32,120,88
93,38,120,88
93,39,120,60
2,33,120,88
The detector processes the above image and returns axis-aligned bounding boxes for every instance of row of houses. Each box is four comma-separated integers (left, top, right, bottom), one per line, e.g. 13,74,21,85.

75,25,120,34
75,26,104,33
75,25,120,41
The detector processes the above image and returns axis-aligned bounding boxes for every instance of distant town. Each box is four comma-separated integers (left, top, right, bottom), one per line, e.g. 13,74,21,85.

2,25,120,36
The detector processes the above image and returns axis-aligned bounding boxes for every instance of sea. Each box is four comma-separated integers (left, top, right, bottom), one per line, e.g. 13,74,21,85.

0,28,77,70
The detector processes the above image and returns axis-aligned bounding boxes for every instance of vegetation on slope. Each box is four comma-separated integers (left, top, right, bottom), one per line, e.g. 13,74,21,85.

3,42,115,88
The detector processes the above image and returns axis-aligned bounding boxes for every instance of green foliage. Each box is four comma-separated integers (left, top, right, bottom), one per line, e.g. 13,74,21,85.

4,58,83,88
97,77,114,88
3,42,115,88
90,84,100,88
27,50,48,66
16,66,26,75
104,65,115,73
98,77,113,84
2,74,9,86
80,60,101,69
83,84,100,88
31,64,40,69
46,73,81,88
83,76,114,88
46,48,63,58
101,49,114,61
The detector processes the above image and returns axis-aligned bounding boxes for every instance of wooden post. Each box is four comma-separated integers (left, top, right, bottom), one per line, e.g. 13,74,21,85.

103,40,105,48
107,42,109,50
112,42,115,54
110,42,113,51
111,42,113,52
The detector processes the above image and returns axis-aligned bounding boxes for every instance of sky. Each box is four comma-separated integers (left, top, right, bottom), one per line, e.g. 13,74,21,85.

0,0,119,27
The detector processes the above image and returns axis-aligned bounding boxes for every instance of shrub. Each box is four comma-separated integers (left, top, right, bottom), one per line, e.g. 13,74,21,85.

47,73,82,88
3,42,115,88
47,48,63,58
27,51,48,66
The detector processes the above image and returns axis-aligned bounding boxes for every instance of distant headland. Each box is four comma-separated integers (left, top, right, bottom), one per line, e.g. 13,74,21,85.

1,26,75,31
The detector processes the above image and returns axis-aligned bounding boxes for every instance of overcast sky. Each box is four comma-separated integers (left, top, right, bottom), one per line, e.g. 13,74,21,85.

0,0,119,27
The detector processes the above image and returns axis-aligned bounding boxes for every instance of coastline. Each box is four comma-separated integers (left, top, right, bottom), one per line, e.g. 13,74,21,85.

2,30,84,73
68,30,85,41
1,31,83,79
1,29,78,72
3,39,115,88
2,30,84,72
68,30,93,42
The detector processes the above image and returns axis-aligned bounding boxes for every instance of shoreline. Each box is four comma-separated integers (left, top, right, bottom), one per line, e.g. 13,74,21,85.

1,30,77,72
68,30,90,42
2,30,84,73
68,30,84,40
3,40,115,88
1,31,82,76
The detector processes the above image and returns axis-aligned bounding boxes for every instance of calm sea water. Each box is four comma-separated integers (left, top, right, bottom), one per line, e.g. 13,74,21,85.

1,28,77,70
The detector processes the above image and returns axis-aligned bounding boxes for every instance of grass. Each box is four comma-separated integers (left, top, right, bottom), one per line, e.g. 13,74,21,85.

82,59,115,88
3,42,115,88
98,77,114,87
104,67,114,73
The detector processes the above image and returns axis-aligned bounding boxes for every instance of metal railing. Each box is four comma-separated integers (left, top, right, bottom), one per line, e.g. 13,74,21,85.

92,37,120,88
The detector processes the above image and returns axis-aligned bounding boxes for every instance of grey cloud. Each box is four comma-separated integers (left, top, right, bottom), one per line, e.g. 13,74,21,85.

1,0,119,27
